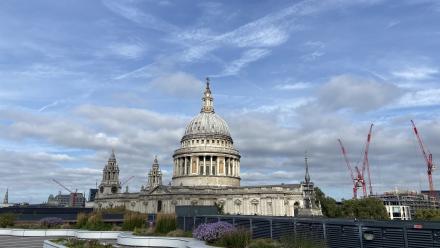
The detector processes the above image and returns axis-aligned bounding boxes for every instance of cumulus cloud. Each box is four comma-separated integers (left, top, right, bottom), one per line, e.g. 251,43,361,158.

318,75,403,112
149,72,203,96
0,105,188,202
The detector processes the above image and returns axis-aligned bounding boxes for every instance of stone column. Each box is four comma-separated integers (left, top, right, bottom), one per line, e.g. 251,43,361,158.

237,160,240,176
180,158,184,176
184,157,187,175
190,156,193,175
210,156,213,175
203,156,206,175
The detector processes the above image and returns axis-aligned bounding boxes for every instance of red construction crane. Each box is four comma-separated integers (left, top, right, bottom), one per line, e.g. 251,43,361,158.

362,124,374,195
338,124,374,199
338,139,366,198
411,120,435,197
52,179,78,207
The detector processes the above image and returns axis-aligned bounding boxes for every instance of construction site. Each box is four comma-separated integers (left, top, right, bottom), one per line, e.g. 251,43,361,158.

337,120,439,220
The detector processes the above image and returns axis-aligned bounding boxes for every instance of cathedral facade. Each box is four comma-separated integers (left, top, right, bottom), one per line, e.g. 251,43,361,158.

95,79,322,217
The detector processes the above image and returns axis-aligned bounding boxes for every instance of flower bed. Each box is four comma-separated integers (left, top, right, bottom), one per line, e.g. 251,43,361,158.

193,221,235,242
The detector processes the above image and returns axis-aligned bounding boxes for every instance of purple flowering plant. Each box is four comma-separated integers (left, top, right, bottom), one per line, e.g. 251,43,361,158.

39,217,64,228
193,221,236,242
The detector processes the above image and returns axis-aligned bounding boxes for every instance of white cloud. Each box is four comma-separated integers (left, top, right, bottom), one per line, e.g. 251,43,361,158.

392,66,438,80
149,72,203,96
217,49,270,77
318,75,403,112
102,0,178,33
107,42,147,59
396,88,440,108
275,82,312,90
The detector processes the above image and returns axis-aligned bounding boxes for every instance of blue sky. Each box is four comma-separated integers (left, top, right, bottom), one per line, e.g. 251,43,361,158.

1,0,440,203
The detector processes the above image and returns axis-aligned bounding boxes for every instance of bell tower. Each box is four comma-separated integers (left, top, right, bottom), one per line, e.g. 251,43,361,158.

98,149,121,196
146,156,162,190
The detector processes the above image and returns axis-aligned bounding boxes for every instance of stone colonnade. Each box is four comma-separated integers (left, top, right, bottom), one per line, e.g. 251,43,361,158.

173,155,240,177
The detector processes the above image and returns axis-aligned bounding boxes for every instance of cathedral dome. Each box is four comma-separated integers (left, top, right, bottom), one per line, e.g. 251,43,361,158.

183,112,231,139
181,79,232,142
172,78,241,188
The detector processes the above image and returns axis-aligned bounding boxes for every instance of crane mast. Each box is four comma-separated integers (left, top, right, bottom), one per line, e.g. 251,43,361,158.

362,124,374,195
338,139,366,198
411,120,435,197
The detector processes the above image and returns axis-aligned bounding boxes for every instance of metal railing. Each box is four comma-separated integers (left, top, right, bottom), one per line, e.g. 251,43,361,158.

177,215,440,248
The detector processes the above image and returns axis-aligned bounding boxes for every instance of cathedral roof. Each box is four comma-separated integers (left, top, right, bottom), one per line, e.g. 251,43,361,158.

182,78,232,141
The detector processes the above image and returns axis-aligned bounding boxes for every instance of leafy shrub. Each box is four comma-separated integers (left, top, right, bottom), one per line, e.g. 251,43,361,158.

166,229,193,237
14,223,41,229
155,213,177,234
122,212,147,231
133,226,155,236
85,212,111,231
217,228,251,248
0,213,15,228
76,212,88,228
248,239,279,248
39,217,64,228
279,235,326,248
53,237,113,248
193,221,235,242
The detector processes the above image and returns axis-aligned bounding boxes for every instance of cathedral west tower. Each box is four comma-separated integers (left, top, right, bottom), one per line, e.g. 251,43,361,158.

98,150,121,195
172,78,241,187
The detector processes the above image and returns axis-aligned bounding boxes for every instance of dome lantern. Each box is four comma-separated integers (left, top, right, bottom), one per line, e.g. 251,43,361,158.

201,77,214,113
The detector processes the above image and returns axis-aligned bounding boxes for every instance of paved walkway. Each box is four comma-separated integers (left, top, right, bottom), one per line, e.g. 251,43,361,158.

0,236,118,248
0,236,51,248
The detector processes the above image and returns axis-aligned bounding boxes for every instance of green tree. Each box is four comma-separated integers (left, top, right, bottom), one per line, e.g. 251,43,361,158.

314,187,341,218
415,209,440,221
314,187,388,220
341,198,388,220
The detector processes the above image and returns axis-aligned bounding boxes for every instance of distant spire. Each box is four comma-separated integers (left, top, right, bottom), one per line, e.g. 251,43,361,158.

201,77,214,113
109,149,116,161
304,151,311,184
3,188,8,204
153,155,159,169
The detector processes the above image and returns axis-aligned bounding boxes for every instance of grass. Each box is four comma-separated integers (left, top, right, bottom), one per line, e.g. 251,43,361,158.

213,228,252,248
122,212,147,231
155,213,177,234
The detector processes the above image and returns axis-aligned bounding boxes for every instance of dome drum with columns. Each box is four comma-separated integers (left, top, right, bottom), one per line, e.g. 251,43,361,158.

172,79,241,187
